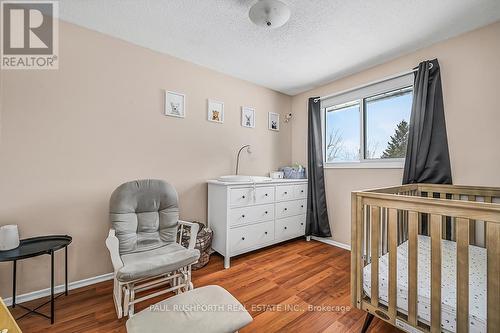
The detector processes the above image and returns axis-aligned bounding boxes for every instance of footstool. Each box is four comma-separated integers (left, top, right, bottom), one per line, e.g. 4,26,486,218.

126,285,253,333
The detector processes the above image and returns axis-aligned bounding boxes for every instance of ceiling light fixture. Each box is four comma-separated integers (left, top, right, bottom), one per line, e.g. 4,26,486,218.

249,0,291,29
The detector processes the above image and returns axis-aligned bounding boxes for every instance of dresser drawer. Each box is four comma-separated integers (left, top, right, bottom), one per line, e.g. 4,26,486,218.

230,221,275,253
229,187,253,207
275,185,295,201
294,184,307,199
254,186,275,205
275,199,307,219
275,215,306,241
230,204,274,227
276,184,307,201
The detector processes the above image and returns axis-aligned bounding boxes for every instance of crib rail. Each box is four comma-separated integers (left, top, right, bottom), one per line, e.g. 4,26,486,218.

417,184,500,246
351,184,500,333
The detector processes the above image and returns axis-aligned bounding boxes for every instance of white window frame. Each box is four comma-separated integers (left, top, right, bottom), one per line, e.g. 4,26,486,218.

321,74,413,169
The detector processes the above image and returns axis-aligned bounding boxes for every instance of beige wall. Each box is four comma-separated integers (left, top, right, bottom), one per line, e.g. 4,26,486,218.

0,22,292,297
291,21,500,247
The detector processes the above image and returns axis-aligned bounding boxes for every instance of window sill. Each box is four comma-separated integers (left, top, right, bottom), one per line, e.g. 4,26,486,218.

324,160,404,169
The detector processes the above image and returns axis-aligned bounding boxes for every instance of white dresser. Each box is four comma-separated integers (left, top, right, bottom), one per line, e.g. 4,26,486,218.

207,178,308,268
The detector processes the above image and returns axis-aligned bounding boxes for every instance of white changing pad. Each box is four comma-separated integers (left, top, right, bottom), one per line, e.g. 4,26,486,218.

363,235,487,333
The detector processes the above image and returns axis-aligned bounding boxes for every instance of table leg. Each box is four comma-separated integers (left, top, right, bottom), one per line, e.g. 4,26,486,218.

12,260,17,308
51,250,54,324
65,246,68,296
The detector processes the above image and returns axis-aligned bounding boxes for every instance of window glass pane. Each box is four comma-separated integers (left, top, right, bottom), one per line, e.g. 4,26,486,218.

325,101,360,162
364,87,412,159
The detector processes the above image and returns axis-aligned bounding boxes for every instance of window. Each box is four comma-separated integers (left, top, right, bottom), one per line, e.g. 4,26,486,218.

325,101,360,162
364,87,412,159
322,75,413,168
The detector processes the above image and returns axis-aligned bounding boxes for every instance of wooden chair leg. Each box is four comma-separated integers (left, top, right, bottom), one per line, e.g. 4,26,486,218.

113,279,123,319
123,286,130,317
129,288,135,316
186,266,193,291
179,267,190,293
361,313,374,333
173,275,181,295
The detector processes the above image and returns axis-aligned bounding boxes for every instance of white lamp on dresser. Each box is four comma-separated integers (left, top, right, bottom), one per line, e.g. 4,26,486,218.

207,178,307,268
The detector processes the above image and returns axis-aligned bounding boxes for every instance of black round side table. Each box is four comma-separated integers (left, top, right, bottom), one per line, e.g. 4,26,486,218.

0,235,72,324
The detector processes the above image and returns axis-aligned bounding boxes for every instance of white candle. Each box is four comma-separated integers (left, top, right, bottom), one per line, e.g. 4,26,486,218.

0,225,20,251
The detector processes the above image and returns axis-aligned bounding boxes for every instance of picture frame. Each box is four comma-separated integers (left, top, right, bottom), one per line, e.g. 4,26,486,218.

164,90,186,118
207,99,224,123
268,112,280,131
241,106,256,128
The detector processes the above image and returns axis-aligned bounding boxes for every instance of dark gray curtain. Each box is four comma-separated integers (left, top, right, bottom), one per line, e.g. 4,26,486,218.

403,59,452,185
306,97,332,237
403,59,452,236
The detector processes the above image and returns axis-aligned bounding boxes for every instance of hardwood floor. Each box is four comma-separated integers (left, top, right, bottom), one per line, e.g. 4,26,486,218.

10,239,401,333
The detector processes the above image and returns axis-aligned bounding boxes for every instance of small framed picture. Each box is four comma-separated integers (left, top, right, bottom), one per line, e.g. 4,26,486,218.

268,112,280,131
241,107,255,128
165,91,185,118
207,99,224,123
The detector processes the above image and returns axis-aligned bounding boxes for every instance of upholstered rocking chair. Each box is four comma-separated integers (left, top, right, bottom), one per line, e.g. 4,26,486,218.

105,179,200,318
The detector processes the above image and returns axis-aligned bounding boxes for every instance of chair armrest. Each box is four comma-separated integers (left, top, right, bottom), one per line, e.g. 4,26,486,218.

105,228,124,271
178,220,199,250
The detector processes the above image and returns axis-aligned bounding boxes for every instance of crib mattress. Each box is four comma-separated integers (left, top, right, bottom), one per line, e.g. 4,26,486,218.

362,235,487,333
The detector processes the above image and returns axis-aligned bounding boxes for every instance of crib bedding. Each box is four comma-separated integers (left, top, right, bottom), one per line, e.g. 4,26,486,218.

363,235,487,333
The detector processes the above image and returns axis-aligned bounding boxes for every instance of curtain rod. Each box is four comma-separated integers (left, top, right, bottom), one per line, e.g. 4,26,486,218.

313,62,433,103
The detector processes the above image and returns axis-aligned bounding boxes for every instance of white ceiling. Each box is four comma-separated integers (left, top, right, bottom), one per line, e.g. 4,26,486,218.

59,0,500,95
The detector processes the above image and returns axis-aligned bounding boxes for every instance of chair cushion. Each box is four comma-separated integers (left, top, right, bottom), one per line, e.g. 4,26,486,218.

126,285,253,333
110,180,180,255
117,243,200,282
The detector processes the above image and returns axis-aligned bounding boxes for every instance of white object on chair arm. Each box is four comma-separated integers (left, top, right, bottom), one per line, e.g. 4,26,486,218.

105,228,124,271
178,220,199,250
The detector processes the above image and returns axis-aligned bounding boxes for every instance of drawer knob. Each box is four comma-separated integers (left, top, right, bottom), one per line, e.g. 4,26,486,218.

242,214,245,218
301,205,304,208
284,191,288,195
241,237,245,240
265,193,268,196
284,208,287,211
284,227,287,230
242,195,246,199
265,231,268,235
301,190,304,193
264,211,268,214
301,223,304,226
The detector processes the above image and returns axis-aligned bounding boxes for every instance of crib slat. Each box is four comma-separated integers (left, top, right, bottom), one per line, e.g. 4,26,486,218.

408,211,418,326
430,214,442,333
483,197,492,247
456,217,469,333
468,195,476,244
388,208,398,321
486,222,500,333
419,192,428,235
370,206,380,307
438,193,446,240
451,194,460,241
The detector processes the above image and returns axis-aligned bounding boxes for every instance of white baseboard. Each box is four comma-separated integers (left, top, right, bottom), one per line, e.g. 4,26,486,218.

311,236,351,251
2,272,114,307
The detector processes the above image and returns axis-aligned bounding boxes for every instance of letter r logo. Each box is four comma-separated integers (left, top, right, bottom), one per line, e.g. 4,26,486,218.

2,2,53,55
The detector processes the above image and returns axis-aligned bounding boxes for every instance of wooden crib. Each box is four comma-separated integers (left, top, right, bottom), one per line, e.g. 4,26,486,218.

351,184,500,333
